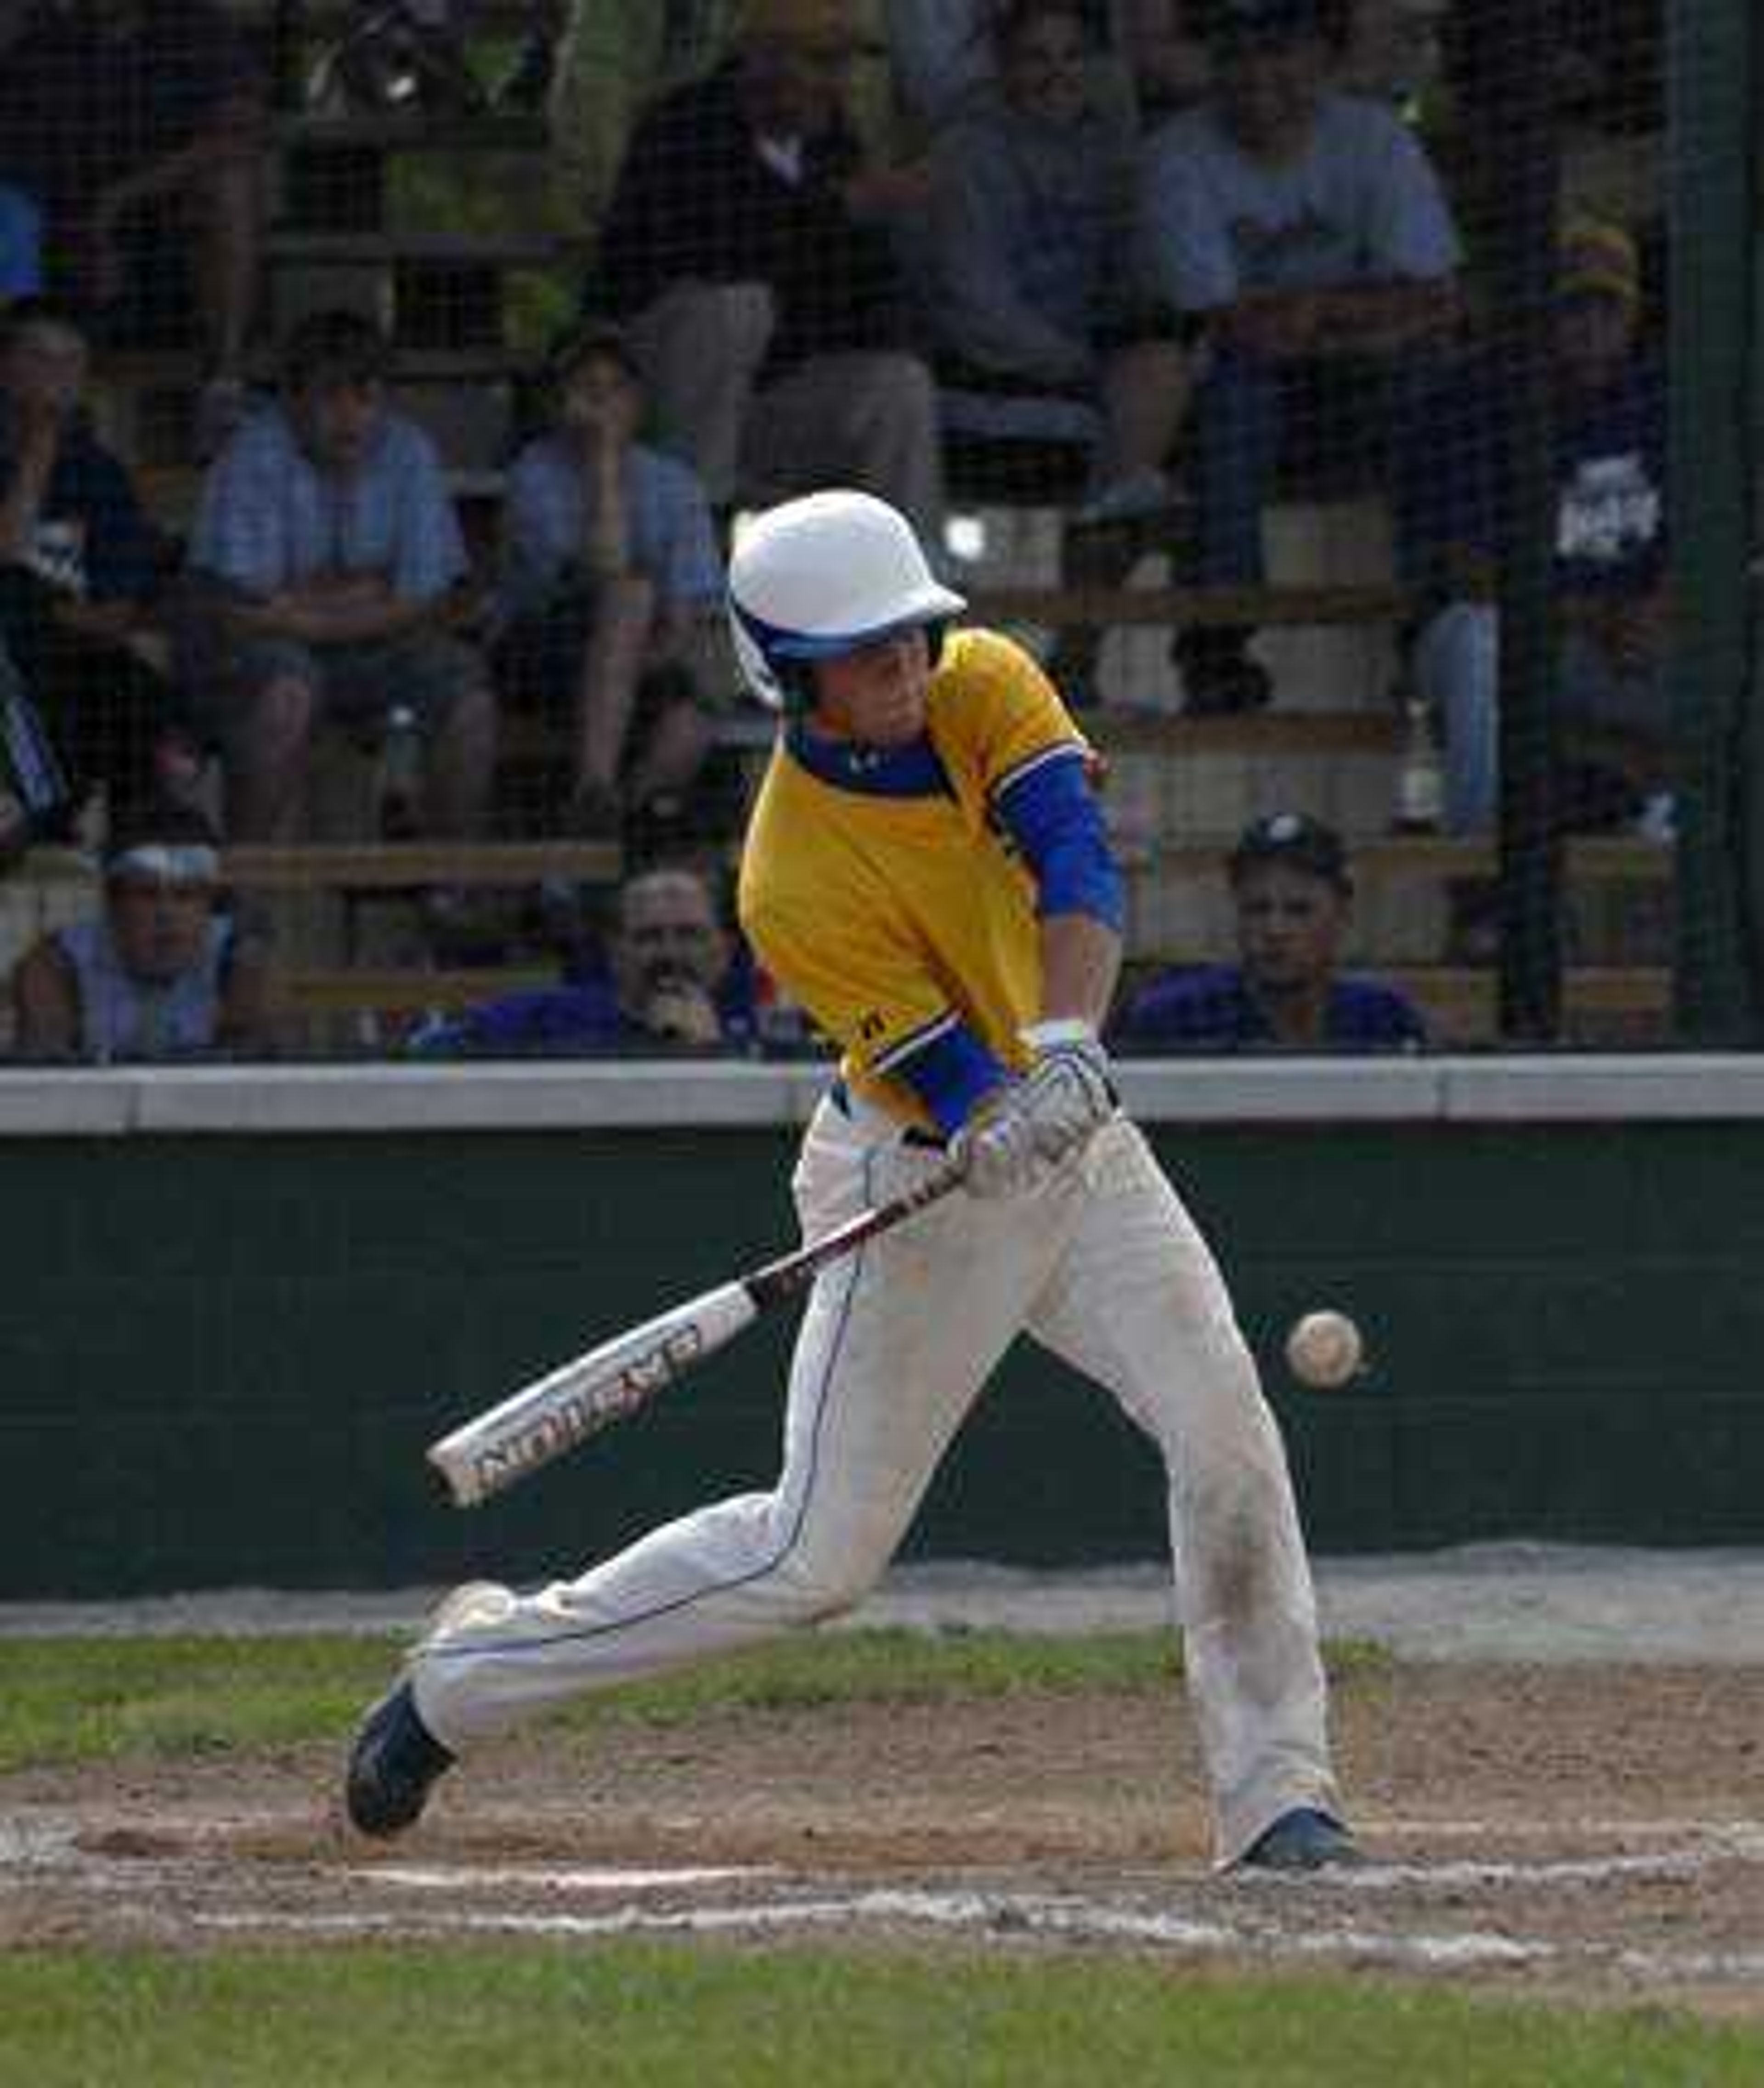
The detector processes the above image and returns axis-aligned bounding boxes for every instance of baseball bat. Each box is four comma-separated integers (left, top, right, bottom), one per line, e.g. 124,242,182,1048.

427,1160,964,1508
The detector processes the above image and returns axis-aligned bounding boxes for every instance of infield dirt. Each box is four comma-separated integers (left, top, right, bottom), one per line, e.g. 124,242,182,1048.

4,1659,1762,2020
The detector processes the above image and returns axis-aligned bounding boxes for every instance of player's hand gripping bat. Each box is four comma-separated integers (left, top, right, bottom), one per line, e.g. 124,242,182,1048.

428,1162,963,1507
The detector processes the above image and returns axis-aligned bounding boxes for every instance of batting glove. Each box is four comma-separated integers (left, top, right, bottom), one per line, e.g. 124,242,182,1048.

1018,1018,1116,1164
953,1086,1043,1200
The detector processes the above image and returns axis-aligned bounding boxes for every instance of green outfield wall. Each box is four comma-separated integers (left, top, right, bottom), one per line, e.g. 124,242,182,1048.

3,1060,1763,1598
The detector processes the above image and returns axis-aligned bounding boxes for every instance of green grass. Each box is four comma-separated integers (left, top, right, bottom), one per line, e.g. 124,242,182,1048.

0,1945,1756,2088
0,1628,1388,1774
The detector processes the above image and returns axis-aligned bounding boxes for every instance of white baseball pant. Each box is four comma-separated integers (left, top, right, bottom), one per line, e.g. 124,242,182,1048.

411,1091,1341,1864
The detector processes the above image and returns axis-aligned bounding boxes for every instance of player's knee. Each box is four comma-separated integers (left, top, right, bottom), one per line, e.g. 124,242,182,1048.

773,1528,891,1621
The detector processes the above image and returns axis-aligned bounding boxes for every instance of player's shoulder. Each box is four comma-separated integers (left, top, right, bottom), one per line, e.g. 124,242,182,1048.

1117,965,1251,1043
1317,88,1424,158
938,623,1042,686
931,624,1060,722
1332,973,1428,1041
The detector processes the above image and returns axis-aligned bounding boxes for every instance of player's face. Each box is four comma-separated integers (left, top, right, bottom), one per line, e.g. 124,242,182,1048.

740,39,850,139
1217,35,1326,155
811,629,933,747
611,871,728,1001
1234,862,1346,995
297,374,386,471
109,877,215,985
1003,9,1090,130
1556,291,1634,390
559,351,642,445
1,318,88,419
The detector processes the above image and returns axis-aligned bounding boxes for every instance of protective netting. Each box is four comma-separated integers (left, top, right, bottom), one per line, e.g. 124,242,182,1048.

0,0,1751,1058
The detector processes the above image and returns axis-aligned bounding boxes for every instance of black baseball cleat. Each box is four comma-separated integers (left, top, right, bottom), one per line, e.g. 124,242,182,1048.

1238,1807,1363,1873
345,1680,455,1837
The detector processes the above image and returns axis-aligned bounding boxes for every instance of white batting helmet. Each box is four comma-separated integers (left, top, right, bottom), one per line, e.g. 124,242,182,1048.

727,490,967,711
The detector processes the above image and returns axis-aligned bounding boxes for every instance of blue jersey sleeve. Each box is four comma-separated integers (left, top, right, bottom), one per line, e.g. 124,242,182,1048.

993,747,1124,931
893,1018,1011,1137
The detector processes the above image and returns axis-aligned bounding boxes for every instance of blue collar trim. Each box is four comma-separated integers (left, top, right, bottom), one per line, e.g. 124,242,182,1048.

786,724,953,799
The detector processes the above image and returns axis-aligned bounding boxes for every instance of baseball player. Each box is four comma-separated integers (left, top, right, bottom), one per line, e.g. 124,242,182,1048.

345,489,1356,1871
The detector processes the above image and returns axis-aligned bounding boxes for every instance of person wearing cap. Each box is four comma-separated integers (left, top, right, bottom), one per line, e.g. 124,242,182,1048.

1136,0,1462,713
1114,810,1428,1049
178,309,497,846
495,322,727,842
588,0,944,545
1400,217,1671,836
8,805,271,1061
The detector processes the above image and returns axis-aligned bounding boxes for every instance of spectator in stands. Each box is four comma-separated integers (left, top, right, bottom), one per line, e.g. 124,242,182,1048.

497,321,727,844
178,310,497,846
0,297,182,837
0,183,42,301
0,0,266,450
8,804,271,1060
1137,0,1462,712
590,0,944,544
1401,218,1671,837
919,2,1191,527
409,861,757,1057
1113,810,1428,1049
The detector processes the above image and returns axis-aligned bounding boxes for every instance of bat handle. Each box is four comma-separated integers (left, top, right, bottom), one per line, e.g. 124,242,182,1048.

745,1162,963,1311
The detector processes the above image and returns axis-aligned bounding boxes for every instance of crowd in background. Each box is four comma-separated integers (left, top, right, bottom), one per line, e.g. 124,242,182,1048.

0,0,1673,1059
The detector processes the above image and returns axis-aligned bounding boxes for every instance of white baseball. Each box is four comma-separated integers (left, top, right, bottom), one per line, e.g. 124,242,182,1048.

1285,1310,1364,1389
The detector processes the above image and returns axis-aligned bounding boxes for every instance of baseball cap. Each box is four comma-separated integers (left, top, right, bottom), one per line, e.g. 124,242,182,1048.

1205,0,1325,51
1228,810,1351,891
737,0,869,52
1559,216,1641,309
547,318,640,385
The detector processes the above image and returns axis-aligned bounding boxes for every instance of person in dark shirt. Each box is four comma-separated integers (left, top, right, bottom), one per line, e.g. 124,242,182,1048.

590,0,943,541
409,862,758,1057
1400,217,1671,835
0,0,265,436
0,298,180,834
1113,811,1428,1051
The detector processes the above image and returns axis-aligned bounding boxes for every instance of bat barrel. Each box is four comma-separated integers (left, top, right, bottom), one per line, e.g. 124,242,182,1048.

427,1281,758,1507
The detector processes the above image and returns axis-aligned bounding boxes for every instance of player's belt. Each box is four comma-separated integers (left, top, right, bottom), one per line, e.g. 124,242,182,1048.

828,1079,948,1151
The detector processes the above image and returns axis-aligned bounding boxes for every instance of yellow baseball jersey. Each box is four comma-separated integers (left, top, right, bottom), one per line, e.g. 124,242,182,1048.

738,627,1089,1126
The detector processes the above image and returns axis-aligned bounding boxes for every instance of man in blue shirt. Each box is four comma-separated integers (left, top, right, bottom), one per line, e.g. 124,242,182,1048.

1401,218,1671,835
1137,0,1461,712
409,862,757,1057
496,321,726,841
181,310,496,843
1114,810,1428,1051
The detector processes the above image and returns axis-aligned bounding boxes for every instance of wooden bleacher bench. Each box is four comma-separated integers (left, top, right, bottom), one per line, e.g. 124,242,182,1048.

1118,833,1675,883
1388,965,1672,1040
274,959,1674,1041
263,229,586,270
106,345,544,388
279,964,558,1017
19,839,622,894
272,112,549,153
967,583,1410,631
16,831,1668,905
